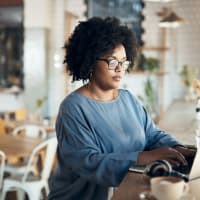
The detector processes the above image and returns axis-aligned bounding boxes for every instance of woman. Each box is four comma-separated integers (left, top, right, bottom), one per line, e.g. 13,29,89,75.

49,17,195,200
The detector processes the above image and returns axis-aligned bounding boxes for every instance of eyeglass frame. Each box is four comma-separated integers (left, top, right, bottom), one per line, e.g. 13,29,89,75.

97,58,131,71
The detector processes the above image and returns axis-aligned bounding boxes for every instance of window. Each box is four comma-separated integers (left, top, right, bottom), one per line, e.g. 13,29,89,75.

87,0,145,47
0,4,24,89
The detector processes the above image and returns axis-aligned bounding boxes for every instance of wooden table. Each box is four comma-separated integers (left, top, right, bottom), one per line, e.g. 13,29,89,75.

0,134,42,162
112,172,150,200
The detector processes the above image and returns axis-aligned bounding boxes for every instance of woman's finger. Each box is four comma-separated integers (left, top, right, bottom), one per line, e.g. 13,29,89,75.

168,148,188,166
165,159,181,168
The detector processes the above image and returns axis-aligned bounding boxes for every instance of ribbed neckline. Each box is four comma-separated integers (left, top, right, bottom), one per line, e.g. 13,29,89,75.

72,89,122,104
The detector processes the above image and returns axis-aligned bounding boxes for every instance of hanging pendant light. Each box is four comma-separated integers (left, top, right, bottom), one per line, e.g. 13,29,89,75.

159,11,185,28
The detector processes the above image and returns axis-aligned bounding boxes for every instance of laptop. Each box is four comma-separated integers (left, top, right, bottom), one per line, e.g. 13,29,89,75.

129,145,199,181
189,147,200,181
172,145,199,180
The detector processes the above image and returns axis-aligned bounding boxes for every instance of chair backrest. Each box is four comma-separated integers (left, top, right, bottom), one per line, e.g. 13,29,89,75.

12,124,47,139
0,150,6,190
22,137,57,182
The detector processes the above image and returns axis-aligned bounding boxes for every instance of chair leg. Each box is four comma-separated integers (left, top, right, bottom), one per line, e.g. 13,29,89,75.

16,189,26,200
25,188,41,200
1,189,7,200
44,183,49,196
27,192,41,200
0,193,3,200
107,187,114,200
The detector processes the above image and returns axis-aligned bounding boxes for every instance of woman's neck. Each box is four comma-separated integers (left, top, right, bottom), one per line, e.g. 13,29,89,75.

85,82,118,102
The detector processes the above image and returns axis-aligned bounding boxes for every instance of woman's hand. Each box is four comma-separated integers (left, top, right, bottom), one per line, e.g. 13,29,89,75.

137,147,188,167
173,145,196,167
173,145,196,159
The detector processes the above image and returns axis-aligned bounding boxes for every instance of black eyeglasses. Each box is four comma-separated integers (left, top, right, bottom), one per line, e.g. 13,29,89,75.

97,58,130,71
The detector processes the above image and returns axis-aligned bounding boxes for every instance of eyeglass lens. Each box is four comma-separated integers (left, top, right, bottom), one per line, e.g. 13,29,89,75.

108,59,130,70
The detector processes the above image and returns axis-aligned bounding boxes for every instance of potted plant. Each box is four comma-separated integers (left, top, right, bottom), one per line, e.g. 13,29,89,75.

33,96,47,121
180,64,198,101
144,57,160,73
144,78,158,121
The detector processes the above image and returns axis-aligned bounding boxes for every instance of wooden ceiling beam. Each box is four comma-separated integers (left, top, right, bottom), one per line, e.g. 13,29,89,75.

0,0,23,7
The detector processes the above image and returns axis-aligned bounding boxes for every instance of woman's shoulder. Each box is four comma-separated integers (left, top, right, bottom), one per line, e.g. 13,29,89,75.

119,89,137,101
119,89,143,107
119,88,132,95
59,92,86,114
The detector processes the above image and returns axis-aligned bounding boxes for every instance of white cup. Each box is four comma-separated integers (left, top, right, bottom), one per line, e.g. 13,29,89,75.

195,135,200,148
189,178,200,200
195,129,200,147
179,193,196,200
151,176,189,200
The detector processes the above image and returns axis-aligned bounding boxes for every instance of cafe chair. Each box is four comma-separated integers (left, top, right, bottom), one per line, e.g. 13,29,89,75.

0,151,6,200
5,124,47,176
1,137,57,200
12,124,47,139
0,151,6,189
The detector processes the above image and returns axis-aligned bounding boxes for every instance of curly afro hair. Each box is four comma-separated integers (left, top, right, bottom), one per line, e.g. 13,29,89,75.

64,17,137,82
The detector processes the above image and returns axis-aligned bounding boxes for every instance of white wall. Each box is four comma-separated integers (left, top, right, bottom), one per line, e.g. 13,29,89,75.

23,28,48,112
47,0,86,116
24,0,51,28
121,73,148,98
174,0,200,71
142,1,198,111
23,0,52,115
23,0,86,117
0,93,25,112
47,0,66,117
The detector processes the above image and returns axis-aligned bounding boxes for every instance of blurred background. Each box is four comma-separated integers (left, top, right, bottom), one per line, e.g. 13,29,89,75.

1,0,200,140
1,2,200,199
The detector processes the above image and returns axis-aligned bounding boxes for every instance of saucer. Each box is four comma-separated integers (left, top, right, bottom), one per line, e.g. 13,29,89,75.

139,191,195,200
139,190,157,200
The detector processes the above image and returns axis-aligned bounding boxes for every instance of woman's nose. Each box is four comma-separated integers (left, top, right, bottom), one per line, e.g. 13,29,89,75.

115,62,123,72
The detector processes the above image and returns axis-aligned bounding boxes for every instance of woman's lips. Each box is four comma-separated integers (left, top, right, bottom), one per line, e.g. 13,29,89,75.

112,75,122,81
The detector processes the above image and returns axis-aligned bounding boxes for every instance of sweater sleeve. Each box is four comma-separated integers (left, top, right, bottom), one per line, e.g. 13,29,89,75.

56,108,139,187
